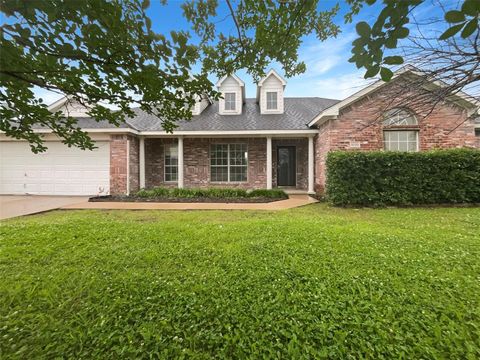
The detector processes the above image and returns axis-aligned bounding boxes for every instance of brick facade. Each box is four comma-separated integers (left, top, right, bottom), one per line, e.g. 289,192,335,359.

141,137,309,191
109,134,140,195
314,80,478,192
145,138,178,189
109,80,477,195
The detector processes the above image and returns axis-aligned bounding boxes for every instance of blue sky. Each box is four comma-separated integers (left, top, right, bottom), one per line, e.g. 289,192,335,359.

30,0,453,105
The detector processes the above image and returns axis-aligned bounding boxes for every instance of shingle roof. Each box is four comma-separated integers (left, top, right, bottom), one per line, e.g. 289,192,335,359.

127,97,340,131
32,97,339,131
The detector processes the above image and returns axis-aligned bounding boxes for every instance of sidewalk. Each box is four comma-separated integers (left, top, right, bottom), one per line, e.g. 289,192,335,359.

61,195,318,211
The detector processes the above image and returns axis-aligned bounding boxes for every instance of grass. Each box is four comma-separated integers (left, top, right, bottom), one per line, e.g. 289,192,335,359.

1,204,479,358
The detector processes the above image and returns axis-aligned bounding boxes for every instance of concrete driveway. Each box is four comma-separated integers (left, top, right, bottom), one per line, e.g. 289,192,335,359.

0,195,89,220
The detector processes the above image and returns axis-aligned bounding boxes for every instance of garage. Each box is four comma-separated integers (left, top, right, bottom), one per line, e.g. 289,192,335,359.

0,141,110,195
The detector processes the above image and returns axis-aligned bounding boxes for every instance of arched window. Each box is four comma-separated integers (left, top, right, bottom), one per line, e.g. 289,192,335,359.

383,108,418,126
383,108,419,152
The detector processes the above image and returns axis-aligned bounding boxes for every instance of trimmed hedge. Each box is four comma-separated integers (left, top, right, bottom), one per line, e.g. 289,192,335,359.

326,149,480,206
136,187,287,199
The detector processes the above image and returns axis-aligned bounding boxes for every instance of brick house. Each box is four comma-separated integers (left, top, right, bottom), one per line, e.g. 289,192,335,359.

0,67,479,196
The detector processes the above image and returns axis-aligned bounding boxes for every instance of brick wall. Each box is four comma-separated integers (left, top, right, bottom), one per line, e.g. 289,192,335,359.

314,80,478,192
109,134,140,195
183,137,267,189
129,137,139,193
145,137,268,189
145,138,178,188
143,137,309,190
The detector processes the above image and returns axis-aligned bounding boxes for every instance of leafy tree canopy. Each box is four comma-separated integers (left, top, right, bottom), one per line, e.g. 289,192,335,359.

0,0,339,152
1,0,479,152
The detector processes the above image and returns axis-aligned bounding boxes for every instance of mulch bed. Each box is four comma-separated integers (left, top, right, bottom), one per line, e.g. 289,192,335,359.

89,195,287,203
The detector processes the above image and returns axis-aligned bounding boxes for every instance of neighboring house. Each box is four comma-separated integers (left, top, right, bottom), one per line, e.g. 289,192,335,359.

0,67,479,196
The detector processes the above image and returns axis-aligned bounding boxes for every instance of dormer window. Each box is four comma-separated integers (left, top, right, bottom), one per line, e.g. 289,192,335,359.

257,69,286,114
266,92,278,110
216,74,245,115
224,92,236,111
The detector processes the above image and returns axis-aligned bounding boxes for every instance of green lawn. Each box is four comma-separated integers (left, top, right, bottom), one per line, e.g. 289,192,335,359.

1,205,479,359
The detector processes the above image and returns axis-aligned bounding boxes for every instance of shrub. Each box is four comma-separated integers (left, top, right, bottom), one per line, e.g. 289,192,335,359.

207,188,248,198
248,189,288,199
134,187,288,200
326,148,480,206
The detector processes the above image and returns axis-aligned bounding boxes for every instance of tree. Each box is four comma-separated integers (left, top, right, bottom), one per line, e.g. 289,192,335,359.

0,0,339,152
347,0,480,129
348,0,480,91
1,0,479,153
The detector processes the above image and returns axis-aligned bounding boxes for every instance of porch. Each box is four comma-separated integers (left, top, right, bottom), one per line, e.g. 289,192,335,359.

137,135,315,194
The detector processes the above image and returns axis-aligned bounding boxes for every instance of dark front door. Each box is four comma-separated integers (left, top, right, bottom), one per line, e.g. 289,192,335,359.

277,146,296,186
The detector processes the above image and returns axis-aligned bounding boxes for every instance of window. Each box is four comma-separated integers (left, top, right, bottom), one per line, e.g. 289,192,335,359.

383,108,418,152
210,144,247,182
164,144,178,182
224,92,236,111
384,131,418,152
475,128,480,137
383,108,417,126
266,92,278,110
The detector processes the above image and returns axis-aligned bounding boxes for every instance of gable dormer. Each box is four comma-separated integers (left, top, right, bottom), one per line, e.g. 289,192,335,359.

47,95,92,117
256,69,286,114
191,93,212,116
216,73,245,115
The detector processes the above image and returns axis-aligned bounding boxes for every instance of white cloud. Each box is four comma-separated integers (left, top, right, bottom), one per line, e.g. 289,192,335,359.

299,31,357,78
312,72,374,99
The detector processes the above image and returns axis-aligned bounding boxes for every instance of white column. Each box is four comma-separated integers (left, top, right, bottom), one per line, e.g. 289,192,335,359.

126,138,130,196
178,136,184,188
266,137,272,190
139,136,145,189
308,136,314,194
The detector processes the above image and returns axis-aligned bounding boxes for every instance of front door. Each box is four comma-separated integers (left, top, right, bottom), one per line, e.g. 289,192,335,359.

277,146,296,186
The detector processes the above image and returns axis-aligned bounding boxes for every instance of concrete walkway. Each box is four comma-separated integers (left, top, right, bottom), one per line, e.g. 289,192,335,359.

62,195,318,211
0,195,89,220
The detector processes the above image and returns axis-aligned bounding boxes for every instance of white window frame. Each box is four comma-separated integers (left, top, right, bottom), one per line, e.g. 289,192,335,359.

224,92,236,111
266,91,278,110
210,143,248,183
383,108,418,126
383,130,419,152
164,143,178,182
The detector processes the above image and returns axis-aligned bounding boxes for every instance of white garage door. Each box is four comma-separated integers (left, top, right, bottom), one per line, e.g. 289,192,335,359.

0,141,110,195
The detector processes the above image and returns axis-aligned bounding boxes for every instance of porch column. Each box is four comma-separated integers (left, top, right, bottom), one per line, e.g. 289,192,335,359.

178,136,184,188
266,136,272,189
308,135,314,194
139,136,145,189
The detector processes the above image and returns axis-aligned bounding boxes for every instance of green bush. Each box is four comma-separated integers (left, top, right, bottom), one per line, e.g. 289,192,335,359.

248,189,287,199
134,187,286,199
326,149,480,206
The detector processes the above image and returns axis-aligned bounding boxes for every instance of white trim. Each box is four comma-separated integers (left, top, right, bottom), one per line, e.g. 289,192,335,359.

308,65,480,128
266,91,279,110
139,136,145,188
6,129,318,137
141,130,319,136
126,138,130,196
258,69,287,87
210,143,248,183
216,73,245,87
308,136,314,194
383,129,419,152
178,137,184,188
266,137,272,190
223,92,237,111
47,95,70,112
